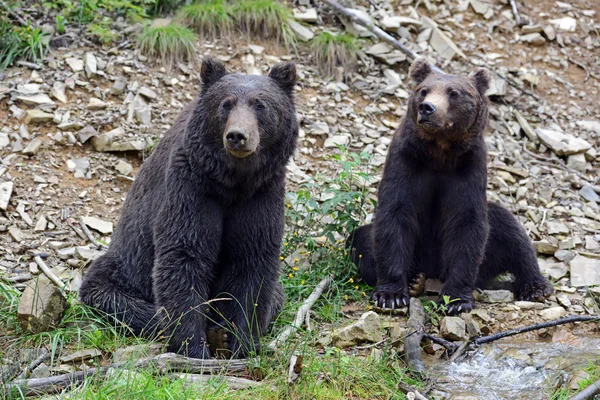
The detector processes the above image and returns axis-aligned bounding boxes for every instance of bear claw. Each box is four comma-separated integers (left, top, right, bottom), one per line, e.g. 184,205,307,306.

207,327,233,359
517,280,554,302
372,289,410,310
408,273,426,297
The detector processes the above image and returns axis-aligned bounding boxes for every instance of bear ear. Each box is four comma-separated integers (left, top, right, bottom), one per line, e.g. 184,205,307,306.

471,67,491,96
409,57,433,84
268,61,297,95
200,56,227,90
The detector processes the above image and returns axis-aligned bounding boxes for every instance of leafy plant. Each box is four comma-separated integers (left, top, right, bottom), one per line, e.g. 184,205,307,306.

137,23,197,69
311,31,359,79
55,14,67,34
176,0,234,40
88,18,119,45
0,19,49,69
233,0,297,51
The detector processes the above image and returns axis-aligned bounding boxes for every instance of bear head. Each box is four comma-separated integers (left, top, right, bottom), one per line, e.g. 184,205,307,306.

194,56,298,162
407,58,491,143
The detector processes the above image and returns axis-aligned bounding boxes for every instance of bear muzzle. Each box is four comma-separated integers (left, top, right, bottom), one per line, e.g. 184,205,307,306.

223,106,259,158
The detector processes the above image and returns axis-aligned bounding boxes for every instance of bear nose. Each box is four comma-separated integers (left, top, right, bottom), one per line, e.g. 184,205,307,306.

225,130,248,146
419,102,436,116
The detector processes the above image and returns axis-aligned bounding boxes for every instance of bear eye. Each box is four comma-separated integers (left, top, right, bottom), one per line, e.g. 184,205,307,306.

255,100,266,110
222,99,233,110
449,90,459,99
420,89,427,97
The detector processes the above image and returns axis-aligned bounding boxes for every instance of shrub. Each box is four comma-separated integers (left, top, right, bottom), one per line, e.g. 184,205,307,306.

311,31,359,79
233,0,296,50
137,23,197,69
176,0,234,40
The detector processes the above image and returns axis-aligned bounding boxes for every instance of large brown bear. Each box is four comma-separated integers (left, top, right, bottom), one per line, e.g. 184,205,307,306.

347,59,553,314
79,57,298,358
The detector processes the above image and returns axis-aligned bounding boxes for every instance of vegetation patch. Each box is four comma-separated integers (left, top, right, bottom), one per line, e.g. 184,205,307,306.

233,0,297,51
176,0,234,40
0,18,49,69
311,31,359,79
137,23,197,70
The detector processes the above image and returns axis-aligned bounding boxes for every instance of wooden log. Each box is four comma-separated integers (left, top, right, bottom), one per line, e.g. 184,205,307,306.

568,378,600,400
404,298,425,373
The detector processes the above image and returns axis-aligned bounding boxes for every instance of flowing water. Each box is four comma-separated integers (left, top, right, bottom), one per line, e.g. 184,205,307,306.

425,335,600,399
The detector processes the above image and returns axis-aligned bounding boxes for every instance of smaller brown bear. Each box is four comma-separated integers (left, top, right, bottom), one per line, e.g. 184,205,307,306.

347,58,553,314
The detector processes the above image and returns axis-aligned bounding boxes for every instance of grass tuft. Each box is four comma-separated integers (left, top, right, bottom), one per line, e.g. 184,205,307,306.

0,18,49,70
137,23,197,70
311,31,359,79
176,0,234,40
233,0,297,51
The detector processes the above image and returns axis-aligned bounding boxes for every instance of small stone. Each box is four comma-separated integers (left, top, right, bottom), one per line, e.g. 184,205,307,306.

534,240,558,255
293,8,317,23
113,344,163,362
66,57,84,72
75,246,102,261
84,52,97,77
115,160,133,175
549,17,576,32
539,306,566,320
50,81,68,103
585,236,599,251
554,250,575,262
579,185,600,203
546,221,569,235
514,301,545,310
324,135,350,148
111,77,127,95
422,16,466,60
0,181,14,210
138,87,158,101
570,256,600,287
82,216,113,234
88,97,108,110
77,125,98,143
535,128,591,156
440,317,467,341
34,215,48,232
22,138,43,155
543,25,556,40
331,311,383,348
17,276,68,333
567,153,586,172
521,24,543,34
9,226,24,242
60,348,102,363
480,290,514,303
16,93,56,107
30,363,51,378
539,261,568,280
288,20,314,41
310,122,329,135
25,110,53,124
521,33,546,46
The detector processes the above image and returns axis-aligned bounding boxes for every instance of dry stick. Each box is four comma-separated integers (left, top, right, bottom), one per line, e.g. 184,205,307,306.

398,381,430,400
404,298,426,373
472,315,599,346
318,0,444,74
4,353,251,396
0,0,27,26
34,256,68,290
422,333,458,353
79,219,109,249
268,276,333,350
568,378,600,400
508,0,525,26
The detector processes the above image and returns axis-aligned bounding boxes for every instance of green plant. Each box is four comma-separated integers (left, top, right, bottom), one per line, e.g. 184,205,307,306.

137,23,197,69
311,31,359,79
0,19,49,69
176,0,233,40
233,0,297,50
55,14,67,34
88,18,119,44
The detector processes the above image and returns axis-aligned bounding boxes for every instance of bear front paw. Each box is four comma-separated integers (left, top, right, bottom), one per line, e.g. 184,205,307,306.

517,279,554,302
438,297,475,315
372,285,410,309
408,273,426,297
181,342,212,359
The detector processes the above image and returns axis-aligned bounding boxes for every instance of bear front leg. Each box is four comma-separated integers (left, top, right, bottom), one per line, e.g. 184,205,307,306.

153,192,223,359
439,189,489,315
209,186,285,358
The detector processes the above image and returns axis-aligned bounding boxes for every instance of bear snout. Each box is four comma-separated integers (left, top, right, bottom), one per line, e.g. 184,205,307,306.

223,106,259,158
418,102,436,117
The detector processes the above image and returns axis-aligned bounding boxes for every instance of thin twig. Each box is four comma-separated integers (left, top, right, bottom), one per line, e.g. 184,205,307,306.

404,298,425,373
508,0,526,26
422,333,459,353
34,256,67,290
268,276,332,350
79,218,109,249
318,0,444,74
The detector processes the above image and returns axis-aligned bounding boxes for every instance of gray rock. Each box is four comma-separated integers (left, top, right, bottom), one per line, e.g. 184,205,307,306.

9,226,24,242
30,362,51,378
77,125,97,143
17,276,68,333
60,348,102,363
570,256,600,287
25,110,53,124
332,311,383,348
293,8,317,23
111,77,127,95
0,181,14,210
16,93,56,107
422,16,466,60
115,160,133,175
324,135,349,148
539,306,566,320
480,289,514,303
440,316,467,341
92,128,146,152
288,20,314,42
75,246,102,261
514,301,545,310
521,33,546,46
567,153,586,172
554,250,575,262
381,16,422,31
88,97,108,110
113,344,163,362
365,43,407,65
66,57,83,72
580,185,600,203
576,120,600,134
534,240,558,254
82,216,113,234
84,52,97,77
67,158,91,179
539,260,568,280
547,221,569,235
138,87,158,101
535,128,592,156
51,82,68,103
22,138,43,155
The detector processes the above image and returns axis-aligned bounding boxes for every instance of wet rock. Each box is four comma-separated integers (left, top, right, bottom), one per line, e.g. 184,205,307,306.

0,181,14,210
288,20,314,42
539,306,566,320
17,276,68,333
331,311,383,348
25,110,53,124
535,128,591,156
82,216,113,234
479,290,514,303
570,256,600,287
60,348,102,363
440,317,467,341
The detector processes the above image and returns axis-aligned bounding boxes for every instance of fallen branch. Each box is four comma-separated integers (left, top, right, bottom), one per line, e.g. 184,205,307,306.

569,378,600,400
404,298,425,373
398,381,430,400
473,315,599,346
79,218,109,250
422,333,458,354
0,0,27,26
268,276,332,350
34,256,67,290
3,353,251,396
318,0,444,74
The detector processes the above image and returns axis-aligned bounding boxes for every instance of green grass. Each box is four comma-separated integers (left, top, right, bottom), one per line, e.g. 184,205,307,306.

176,0,234,40
137,23,197,69
551,360,600,400
311,31,359,79
0,18,49,69
233,0,297,51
